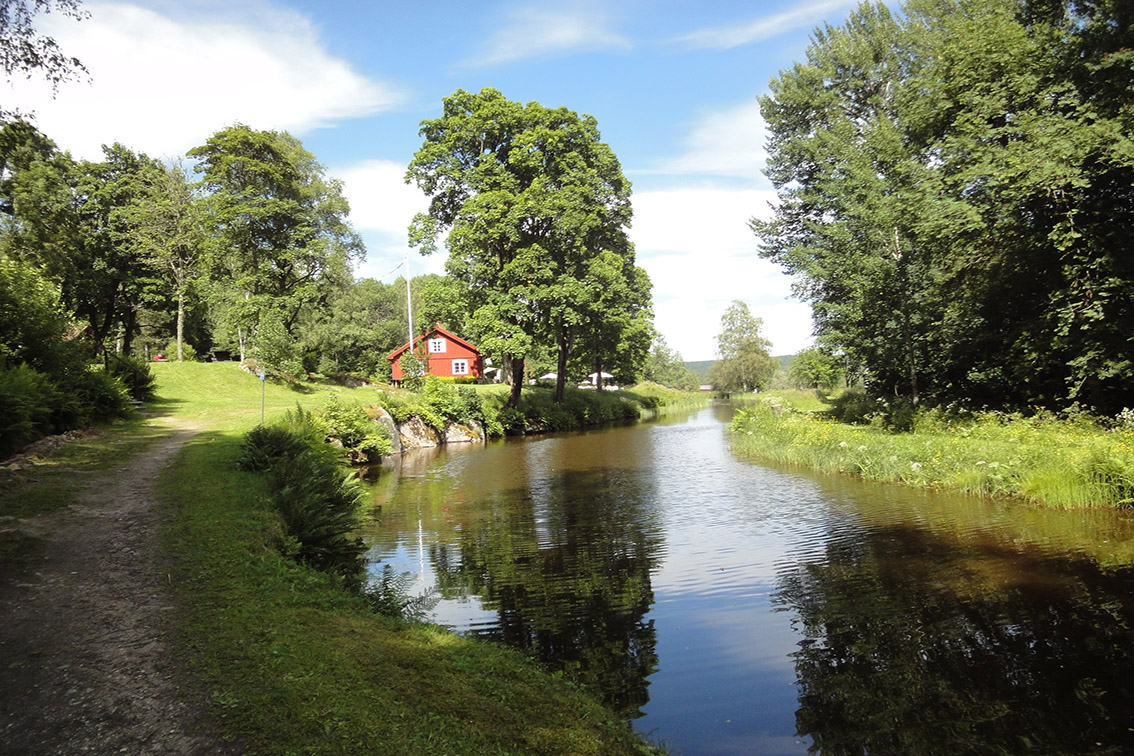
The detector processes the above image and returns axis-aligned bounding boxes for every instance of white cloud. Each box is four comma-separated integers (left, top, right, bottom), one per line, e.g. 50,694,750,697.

642,100,769,180
676,0,855,49
336,159,428,235
335,159,448,282
2,2,401,160
461,4,631,67
631,187,812,360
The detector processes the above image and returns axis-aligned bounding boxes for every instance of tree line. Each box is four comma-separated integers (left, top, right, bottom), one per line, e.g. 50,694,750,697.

756,0,1133,415
2,80,727,452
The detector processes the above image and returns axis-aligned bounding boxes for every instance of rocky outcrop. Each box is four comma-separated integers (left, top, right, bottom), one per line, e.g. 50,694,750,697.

444,421,483,445
381,410,483,453
369,406,403,454
368,407,485,454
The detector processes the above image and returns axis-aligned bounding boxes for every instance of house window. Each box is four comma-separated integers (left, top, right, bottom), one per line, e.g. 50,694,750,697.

452,359,469,376
428,338,446,353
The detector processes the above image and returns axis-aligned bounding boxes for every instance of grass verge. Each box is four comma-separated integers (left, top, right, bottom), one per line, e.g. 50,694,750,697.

730,395,1134,508
151,362,664,755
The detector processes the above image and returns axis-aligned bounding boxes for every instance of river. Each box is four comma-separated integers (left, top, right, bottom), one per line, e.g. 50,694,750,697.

360,403,1134,755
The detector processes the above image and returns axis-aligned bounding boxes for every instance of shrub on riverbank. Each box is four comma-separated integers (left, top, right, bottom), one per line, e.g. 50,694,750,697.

237,406,367,587
730,397,1134,508
156,383,665,754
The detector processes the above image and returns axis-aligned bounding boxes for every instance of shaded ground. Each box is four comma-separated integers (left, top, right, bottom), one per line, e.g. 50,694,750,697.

0,419,242,755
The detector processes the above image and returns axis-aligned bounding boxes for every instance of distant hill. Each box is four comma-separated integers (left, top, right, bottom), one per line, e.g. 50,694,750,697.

685,356,795,382
684,361,715,380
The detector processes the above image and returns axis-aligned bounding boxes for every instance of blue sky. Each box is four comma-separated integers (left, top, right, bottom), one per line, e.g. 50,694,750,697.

5,0,863,360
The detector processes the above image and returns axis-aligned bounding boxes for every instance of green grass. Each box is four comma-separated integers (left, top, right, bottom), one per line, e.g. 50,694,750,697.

3,362,677,754
148,362,664,755
161,426,658,755
730,395,1134,508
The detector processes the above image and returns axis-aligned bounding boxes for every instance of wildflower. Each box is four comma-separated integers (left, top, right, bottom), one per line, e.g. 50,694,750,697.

976,460,986,466
858,445,867,452
839,441,848,448
911,462,922,470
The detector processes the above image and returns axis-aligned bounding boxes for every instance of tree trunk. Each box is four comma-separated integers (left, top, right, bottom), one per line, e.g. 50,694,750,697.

507,356,524,408
176,289,185,362
594,358,605,391
555,331,569,403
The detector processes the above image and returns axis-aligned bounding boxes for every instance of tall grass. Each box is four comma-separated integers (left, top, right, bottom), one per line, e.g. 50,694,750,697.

729,398,1134,508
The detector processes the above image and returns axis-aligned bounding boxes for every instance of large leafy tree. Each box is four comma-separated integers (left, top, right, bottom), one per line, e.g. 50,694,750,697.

2,131,162,357
708,300,777,392
756,0,1134,413
189,125,362,365
406,88,644,405
121,160,203,361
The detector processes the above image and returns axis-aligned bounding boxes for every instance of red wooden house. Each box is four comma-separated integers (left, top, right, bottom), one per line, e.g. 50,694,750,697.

387,324,485,382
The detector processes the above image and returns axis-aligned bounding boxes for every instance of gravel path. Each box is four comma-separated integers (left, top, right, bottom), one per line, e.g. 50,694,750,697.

0,420,242,755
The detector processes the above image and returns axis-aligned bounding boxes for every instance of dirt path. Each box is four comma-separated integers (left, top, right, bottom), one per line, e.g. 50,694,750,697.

0,419,242,755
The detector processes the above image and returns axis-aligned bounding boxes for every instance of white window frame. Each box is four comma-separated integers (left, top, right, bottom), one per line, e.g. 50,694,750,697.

451,359,469,376
428,338,446,353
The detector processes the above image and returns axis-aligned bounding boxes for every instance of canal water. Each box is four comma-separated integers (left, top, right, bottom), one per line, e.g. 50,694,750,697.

360,403,1134,755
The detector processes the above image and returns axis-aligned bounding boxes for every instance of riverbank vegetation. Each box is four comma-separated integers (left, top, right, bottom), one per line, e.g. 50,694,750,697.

164,362,670,754
731,392,1134,508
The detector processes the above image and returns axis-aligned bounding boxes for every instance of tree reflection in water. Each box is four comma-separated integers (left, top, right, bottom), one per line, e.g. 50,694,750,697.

427,468,663,719
774,526,1134,755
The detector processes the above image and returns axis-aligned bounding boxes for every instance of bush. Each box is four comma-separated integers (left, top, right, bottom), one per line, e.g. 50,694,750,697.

321,394,393,463
0,364,59,457
237,423,310,472
237,413,367,588
70,367,130,423
268,447,367,587
826,388,881,425
106,355,157,401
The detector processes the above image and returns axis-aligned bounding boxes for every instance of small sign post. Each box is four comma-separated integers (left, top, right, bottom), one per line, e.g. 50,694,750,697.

259,372,266,426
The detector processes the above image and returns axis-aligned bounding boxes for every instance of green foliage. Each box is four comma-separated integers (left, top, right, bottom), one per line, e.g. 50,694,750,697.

708,301,777,392
642,334,700,391
237,409,365,587
105,355,156,401
756,0,1134,414
0,363,59,457
236,424,311,473
0,258,83,377
268,447,366,587
788,348,842,390
320,394,392,463
189,124,362,361
70,367,129,422
363,564,440,622
731,398,1134,508
255,309,304,379
398,350,428,391
407,87,648,407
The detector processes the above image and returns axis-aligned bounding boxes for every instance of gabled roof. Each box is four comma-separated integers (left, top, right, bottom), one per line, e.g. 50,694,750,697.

386,324,482,362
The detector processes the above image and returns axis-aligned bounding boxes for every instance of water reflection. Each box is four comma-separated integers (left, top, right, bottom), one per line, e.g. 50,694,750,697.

362,406,1134,755
429,469,663,718
775,524,1134,755
364,430,667,718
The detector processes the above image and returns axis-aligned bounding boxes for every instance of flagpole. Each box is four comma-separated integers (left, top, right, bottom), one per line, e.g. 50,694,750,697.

405,250,414,352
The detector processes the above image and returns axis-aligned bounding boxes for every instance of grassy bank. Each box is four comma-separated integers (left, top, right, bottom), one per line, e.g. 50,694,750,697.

150,362,664,755
729,394,1134,508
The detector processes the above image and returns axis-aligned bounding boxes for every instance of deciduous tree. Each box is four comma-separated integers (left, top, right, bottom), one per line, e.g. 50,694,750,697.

406,88,642,405
708,301,777,392
189,125,362,363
